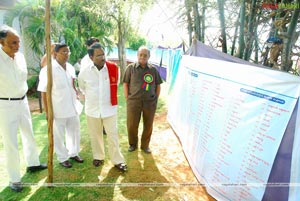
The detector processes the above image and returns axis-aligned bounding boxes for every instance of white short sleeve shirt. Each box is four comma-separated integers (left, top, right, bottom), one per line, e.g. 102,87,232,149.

38,60,77,118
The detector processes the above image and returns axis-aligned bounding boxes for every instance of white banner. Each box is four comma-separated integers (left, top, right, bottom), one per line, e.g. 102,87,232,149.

168,55,300,201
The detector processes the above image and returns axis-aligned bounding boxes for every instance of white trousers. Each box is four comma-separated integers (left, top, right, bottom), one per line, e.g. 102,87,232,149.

0,98,40,183
53,115,80,162
86,114,124,165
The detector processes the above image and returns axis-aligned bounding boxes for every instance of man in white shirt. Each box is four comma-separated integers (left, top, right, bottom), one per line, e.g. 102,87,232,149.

38,43,83,168
81,37,107,135
78,43,127,171
0,25,47,192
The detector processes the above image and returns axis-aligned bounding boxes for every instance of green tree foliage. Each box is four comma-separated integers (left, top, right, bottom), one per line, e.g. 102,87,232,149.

178,0,300,73
92,0,155,81
4,0,46,56
52,0,114,63
4,0,155,77
128,33,147,50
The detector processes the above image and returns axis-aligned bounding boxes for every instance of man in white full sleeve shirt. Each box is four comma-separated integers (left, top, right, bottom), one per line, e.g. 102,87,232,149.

81,37,107,135
38,43,83,168
0,25,47,192
78,43,127,171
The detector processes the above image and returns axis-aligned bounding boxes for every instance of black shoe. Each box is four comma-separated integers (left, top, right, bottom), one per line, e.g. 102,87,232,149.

142,147,152,154
103,128,107,135
26,164,48,173
93,159,104,167
114,163,127,172
128,145,136,152
60,160,72,168
10,182,23,192
70,156,84,163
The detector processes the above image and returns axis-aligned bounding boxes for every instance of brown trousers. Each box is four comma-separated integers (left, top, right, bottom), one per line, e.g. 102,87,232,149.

126,98,157,149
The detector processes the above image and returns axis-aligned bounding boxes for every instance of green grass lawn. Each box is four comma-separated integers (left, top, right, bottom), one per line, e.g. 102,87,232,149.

0,86,185,201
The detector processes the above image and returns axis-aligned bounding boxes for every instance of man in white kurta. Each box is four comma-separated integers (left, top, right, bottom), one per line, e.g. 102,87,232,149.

0,25,47,192
38,43,83,168
78,43,126,171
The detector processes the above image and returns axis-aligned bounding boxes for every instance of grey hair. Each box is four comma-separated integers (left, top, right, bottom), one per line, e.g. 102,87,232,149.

0,25,19,39
138,46,150,56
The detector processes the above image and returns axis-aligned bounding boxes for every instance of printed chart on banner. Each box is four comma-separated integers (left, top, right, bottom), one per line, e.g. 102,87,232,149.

168,56,300,201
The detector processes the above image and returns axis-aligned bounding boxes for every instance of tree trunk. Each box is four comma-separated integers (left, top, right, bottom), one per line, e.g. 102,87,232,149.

184,0,193,45
200,5,205,43
193,1,201,41
243,0,257,61
237,0,245,59
217,0,227,53
281,3,299,72
231,10,240,56
117,17,127,82
254,26,259,63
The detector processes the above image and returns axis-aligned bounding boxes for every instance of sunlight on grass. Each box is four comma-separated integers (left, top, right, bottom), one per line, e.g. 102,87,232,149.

23,177,48,200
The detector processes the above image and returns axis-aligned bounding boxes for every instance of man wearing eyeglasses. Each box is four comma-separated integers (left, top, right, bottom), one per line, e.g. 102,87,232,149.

78,43,127,172
81,37,107,135
38,43,84,168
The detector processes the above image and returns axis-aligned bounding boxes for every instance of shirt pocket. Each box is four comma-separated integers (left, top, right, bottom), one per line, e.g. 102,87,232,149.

53,74,67,89
86,79,98,88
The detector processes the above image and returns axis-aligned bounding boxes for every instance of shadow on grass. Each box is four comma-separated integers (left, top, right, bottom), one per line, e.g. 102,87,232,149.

120,150,169,200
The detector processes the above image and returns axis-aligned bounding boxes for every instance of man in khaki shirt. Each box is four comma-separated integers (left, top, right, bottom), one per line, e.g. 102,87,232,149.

123,46,163,153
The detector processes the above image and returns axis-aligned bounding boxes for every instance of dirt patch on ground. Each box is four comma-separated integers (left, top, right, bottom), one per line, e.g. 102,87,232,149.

28,98,43,113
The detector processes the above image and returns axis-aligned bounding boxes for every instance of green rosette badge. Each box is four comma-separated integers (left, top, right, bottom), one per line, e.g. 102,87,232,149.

142,73,154,91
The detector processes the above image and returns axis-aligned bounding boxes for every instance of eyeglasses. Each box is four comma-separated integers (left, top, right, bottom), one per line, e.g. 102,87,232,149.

96,54,105,59
58,51,71,55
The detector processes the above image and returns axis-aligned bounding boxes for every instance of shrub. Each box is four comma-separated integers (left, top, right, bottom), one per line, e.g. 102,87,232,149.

27,75,39,98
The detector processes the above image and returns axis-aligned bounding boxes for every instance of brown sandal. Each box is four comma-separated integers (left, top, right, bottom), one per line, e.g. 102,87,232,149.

93,159,104,167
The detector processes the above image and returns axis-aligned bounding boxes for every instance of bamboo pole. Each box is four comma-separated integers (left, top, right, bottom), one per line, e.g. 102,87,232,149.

45,0,54,184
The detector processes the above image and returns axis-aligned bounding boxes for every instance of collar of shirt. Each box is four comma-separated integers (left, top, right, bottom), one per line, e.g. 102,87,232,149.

134,62,151,69
53,59,71,72
90,62,107,71
0,48,14,61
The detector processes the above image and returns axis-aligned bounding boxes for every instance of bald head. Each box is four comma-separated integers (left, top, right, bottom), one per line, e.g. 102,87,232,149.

137,46,150,68
137,46,150,56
